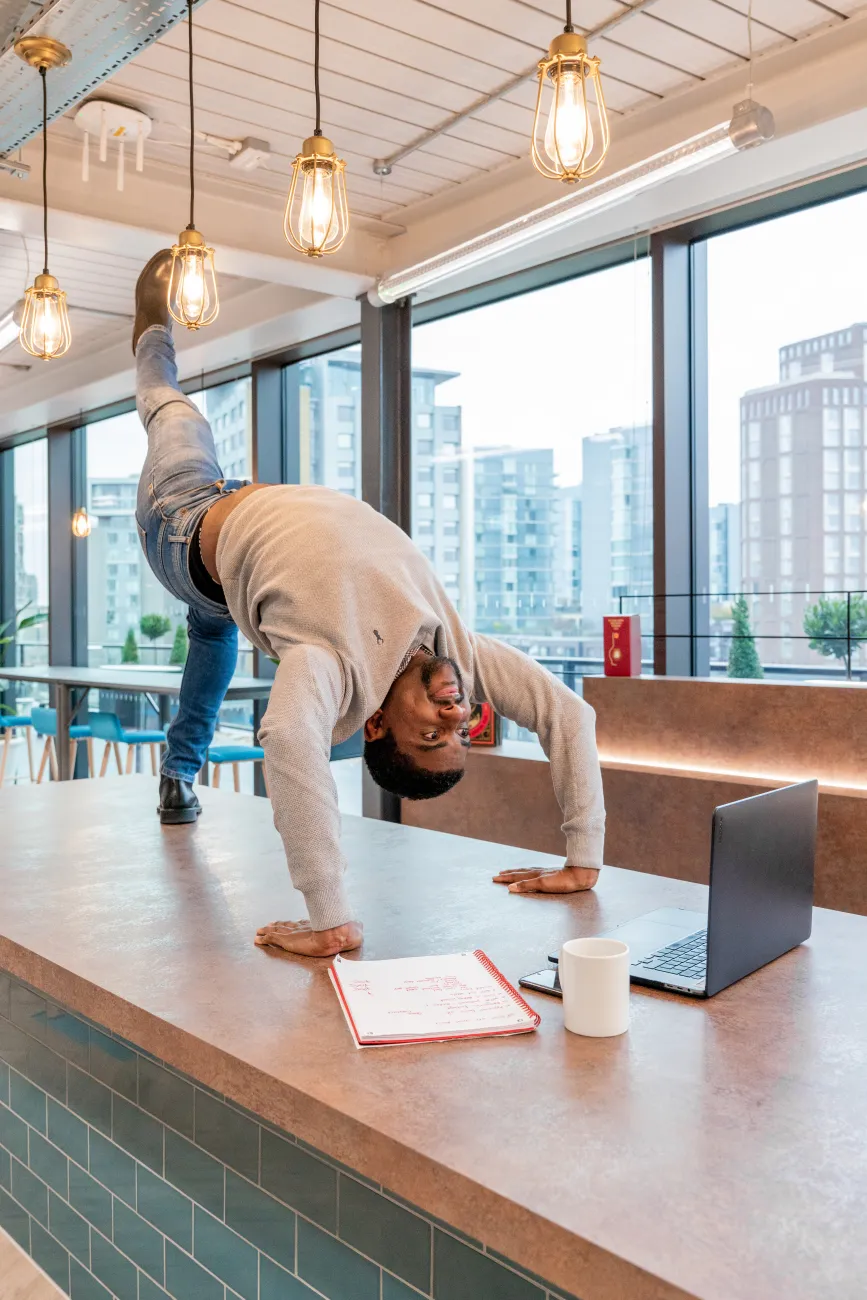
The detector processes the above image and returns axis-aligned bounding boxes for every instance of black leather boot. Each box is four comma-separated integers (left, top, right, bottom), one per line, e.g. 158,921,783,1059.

157,776,201,825
132,249,174,354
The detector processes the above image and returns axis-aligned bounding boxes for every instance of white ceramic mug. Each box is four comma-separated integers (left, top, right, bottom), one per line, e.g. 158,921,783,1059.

559,937,631,1037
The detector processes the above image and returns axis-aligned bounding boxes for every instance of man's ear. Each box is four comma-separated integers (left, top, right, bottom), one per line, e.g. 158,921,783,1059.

364,710,386,742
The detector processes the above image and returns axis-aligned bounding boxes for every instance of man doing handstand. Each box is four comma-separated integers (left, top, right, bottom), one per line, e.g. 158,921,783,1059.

133,252,606,958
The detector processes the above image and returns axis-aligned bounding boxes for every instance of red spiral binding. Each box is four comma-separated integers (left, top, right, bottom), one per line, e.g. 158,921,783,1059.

473,950,541,1027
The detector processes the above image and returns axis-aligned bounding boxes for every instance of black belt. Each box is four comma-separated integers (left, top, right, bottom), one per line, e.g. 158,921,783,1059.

189,514,228,606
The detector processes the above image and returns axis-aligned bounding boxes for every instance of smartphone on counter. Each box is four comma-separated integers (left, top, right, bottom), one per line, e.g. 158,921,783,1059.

518,965,562,998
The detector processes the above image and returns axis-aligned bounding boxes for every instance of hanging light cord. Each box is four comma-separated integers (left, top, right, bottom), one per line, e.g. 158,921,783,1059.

188,0,195,228
40,65,49,275
747,0,754,100
564,0,573,33
314,0,322,135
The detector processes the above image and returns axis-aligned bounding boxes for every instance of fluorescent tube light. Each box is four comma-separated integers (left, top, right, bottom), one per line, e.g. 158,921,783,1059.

374,102,773,305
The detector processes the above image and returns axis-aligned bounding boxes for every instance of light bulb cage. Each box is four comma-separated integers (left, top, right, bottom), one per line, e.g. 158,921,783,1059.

531,32,610,182
71,508,91,539
284,136,349,258
168,227,219,329
15,36,73,359
19,276,71,361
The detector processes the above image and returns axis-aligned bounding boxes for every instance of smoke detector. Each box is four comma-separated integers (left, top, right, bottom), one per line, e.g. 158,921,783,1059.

74,99,153,191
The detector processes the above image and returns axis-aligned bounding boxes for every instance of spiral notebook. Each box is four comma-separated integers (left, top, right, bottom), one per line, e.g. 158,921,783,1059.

329,951,541,1048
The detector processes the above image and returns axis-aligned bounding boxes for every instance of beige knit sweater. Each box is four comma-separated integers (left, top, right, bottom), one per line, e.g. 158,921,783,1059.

217,485,605,929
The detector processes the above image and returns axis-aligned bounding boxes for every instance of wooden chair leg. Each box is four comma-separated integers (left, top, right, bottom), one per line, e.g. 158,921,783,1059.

125,745,135,775
0,730,9,787
47,737,58,782
69,740,76,775
25,726,34,782
99,743,111,777
37,737,51,783
113,743,123,775
233,762,240,793
150,743,158,776
213,764,221,789
86,738,94,778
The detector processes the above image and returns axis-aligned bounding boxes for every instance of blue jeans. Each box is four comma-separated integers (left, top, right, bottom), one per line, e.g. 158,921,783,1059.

135,325,246,784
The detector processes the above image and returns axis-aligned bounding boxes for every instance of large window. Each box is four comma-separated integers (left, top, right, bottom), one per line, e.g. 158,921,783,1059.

85,378,251,672
8,439,49,710
411,261,653,695
285,344,362,496
705,189,867,680
85,409,173,670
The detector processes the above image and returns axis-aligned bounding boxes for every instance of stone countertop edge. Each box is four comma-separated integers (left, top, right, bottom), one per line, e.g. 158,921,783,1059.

0,932,696,1300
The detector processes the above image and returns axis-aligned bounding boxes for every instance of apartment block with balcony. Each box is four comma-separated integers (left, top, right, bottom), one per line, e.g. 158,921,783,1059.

740,324,867,665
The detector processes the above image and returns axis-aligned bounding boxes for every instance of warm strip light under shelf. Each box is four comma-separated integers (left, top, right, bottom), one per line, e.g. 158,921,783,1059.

598,754,867,796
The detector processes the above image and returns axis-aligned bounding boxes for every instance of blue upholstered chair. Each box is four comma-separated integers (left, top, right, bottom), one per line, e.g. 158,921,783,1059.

87,711,167,776
206,744,267,793
0,712,35,785
31,706,94,782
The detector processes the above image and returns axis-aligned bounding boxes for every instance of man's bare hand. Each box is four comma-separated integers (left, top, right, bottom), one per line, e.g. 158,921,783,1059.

254,920,363,956
492,865,600,895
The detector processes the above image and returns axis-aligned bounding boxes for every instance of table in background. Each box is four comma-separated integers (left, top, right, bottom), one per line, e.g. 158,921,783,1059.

0,665,272,781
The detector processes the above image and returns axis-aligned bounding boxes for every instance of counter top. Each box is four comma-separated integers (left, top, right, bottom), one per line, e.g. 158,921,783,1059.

2,779,866,1300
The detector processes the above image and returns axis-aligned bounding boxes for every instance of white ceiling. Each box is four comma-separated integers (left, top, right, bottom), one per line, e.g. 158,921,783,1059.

75,0,867,224
2,0,867,432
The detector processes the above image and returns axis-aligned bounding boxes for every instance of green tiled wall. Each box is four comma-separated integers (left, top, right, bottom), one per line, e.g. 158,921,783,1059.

0,970,580,1300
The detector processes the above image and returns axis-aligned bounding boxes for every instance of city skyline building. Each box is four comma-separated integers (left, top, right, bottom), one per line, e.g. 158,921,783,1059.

739,321,867,665
86,474,186,666
580,424,653,636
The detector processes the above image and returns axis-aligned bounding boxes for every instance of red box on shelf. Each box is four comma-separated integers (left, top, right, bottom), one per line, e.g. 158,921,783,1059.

604,615,642,676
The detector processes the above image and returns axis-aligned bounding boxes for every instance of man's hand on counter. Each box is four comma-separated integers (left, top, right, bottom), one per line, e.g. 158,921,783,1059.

492,865,600,895
254,920,363,956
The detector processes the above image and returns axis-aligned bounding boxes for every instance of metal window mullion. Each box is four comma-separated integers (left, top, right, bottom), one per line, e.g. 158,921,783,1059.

360,295,413,822
652,232,696,677
690,240,710,677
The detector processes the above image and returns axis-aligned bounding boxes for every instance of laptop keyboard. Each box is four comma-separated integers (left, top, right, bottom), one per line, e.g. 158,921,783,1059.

637,930,707,980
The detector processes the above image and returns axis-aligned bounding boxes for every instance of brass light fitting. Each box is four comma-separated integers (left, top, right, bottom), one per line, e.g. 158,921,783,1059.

284,0,350,257
531,4,610,183
15,35,73,359
167,0,219,329
14,36,71,70
285,133,349,258
168,226,218,330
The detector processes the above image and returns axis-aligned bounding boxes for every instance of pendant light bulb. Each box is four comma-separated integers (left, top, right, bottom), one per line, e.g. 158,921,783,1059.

168,0,219,329
71,508,91,539
531,3,609,182
543,67,593,169
14,36,73,360
168,228,218,329
283,0,350,257
20,274,71,359
285,136,349,258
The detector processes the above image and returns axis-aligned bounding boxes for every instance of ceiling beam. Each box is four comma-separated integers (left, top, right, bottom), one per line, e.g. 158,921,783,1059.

0,136,377,298
0,278,359,440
